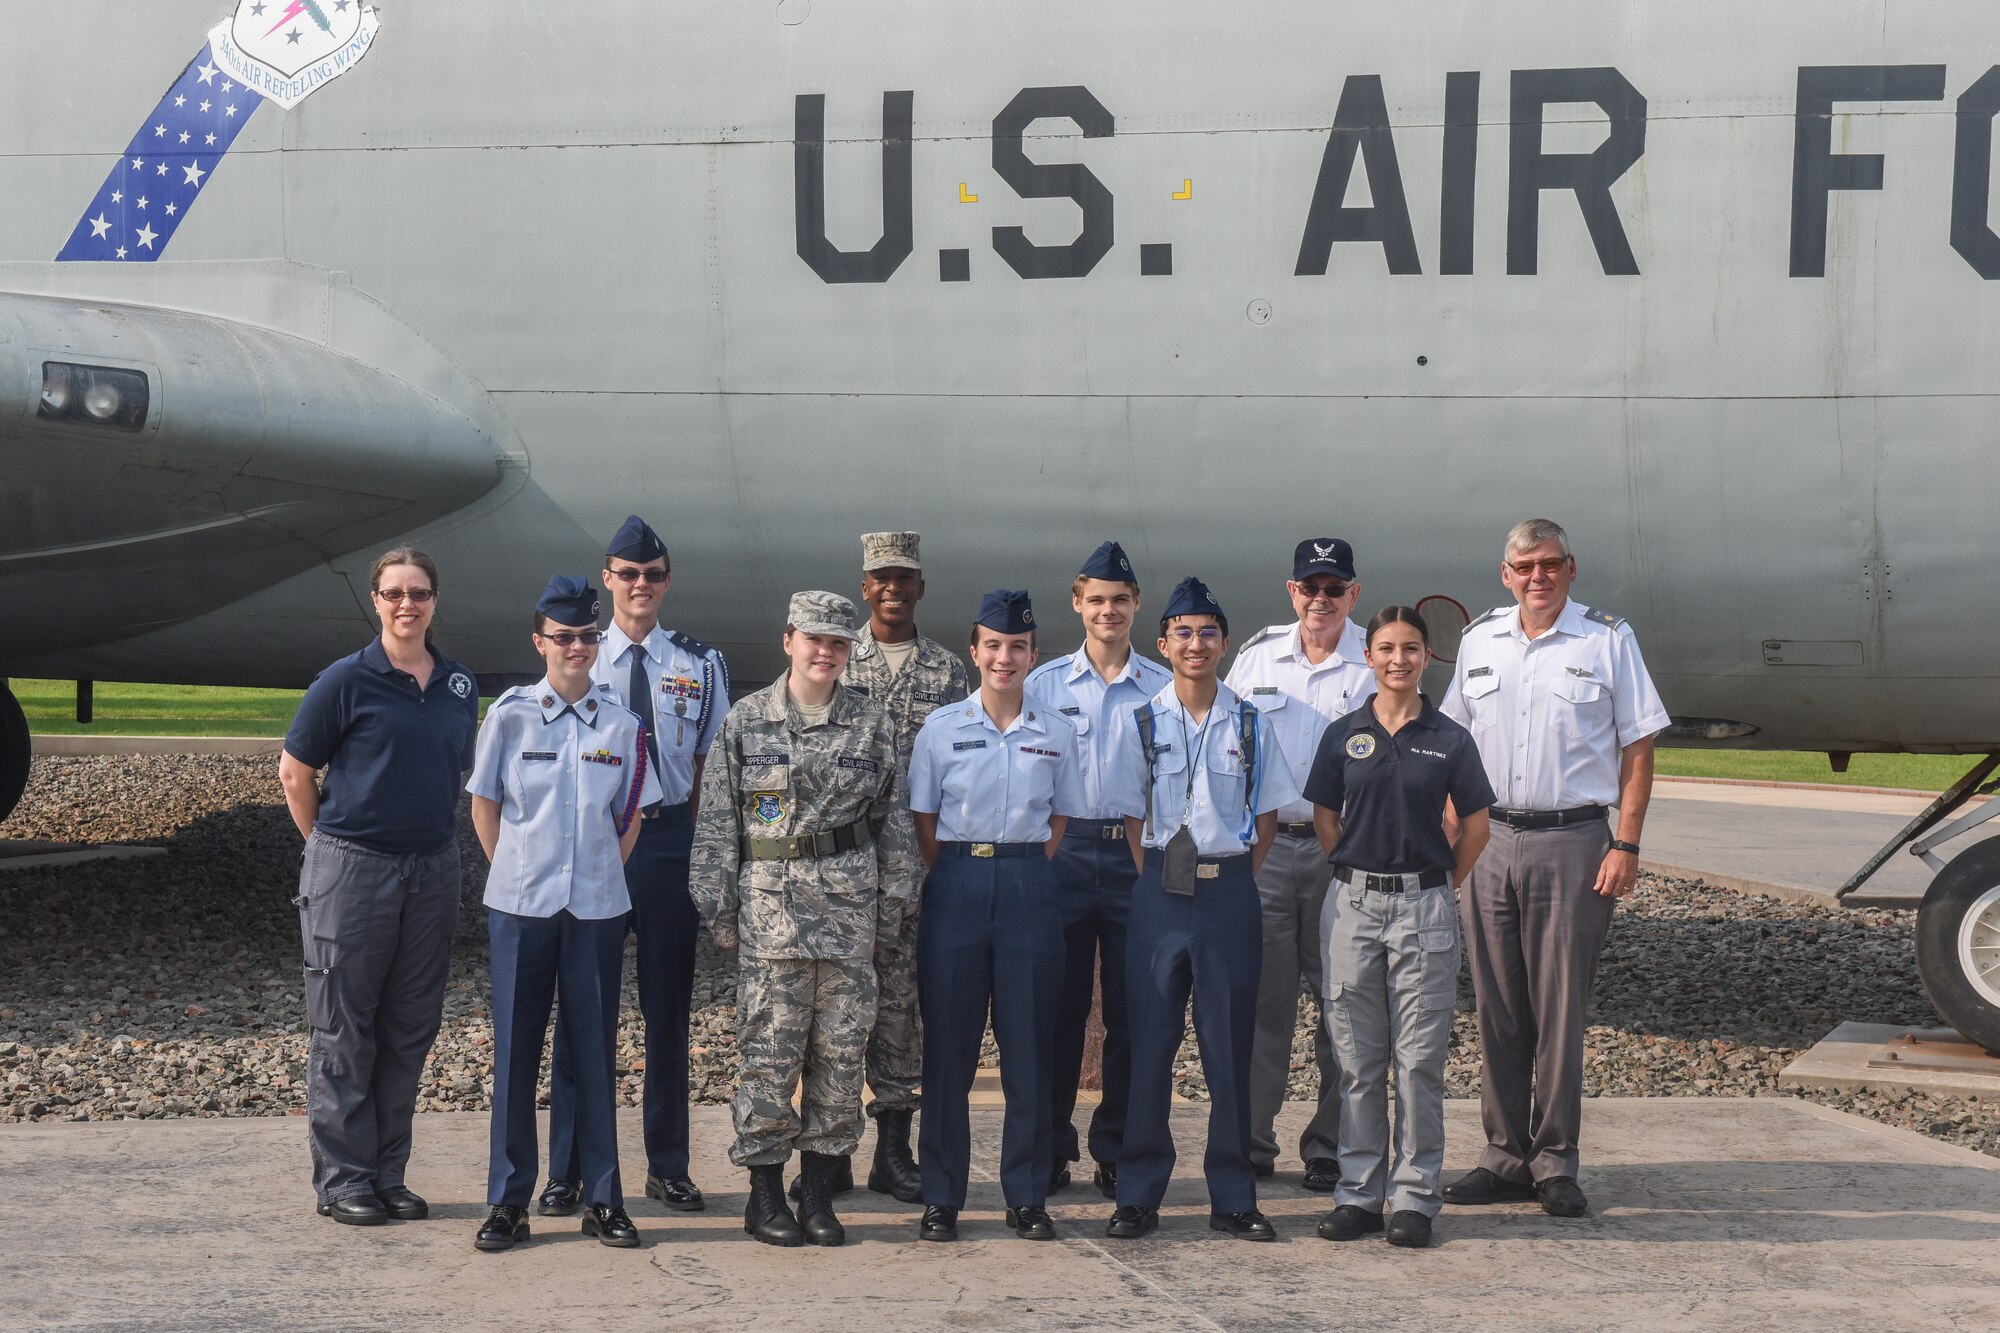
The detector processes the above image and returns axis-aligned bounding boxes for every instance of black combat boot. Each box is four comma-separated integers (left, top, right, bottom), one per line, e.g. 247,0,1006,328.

866,1109,924,1204
744,1164,805,1247
798,1151,847,1247
788,1153,854,1201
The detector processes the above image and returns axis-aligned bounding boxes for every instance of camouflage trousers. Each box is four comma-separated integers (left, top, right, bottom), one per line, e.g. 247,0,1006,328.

865,907,923,1116
730,956,879,1166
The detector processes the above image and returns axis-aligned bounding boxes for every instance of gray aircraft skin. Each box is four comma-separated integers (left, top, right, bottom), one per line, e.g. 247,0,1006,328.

4,3,2000,1034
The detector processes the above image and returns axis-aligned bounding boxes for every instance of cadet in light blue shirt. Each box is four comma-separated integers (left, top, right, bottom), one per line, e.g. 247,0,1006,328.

1099,576,1300,1244
1022,540,1172,1199
906,589,1086,1245
466,577,659,1255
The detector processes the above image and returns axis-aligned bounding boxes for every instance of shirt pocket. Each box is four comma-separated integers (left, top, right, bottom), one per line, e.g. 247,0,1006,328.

655,674,708,755
1549,673,1610,736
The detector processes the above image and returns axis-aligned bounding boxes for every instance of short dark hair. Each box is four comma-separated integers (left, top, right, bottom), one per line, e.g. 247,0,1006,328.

1364,604,1430,649
1159,612,1227,639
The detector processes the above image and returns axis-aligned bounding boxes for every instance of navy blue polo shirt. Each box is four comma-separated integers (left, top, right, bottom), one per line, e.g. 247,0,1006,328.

1302,696,1495,876
284,639,480,854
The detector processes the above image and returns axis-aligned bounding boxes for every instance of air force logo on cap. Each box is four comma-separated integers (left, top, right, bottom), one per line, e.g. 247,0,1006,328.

1291,537,1357,582
1078,540,1136,582
605,514,668,564
536,575,601,627
976,589,1035,635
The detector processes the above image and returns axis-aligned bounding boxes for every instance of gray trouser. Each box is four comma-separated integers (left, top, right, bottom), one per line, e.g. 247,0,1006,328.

1249,830,1339,1168
1461,819,1614,1184
1322,877,1458,1217
297,829,461,1203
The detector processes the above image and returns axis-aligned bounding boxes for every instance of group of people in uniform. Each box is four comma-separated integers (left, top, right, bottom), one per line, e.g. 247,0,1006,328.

277,513,1667,1252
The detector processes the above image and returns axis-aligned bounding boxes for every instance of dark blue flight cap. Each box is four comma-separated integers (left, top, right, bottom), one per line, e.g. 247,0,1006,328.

537,575,601,627
1078,540,1136,583
975,588,1036,635
605,514,668,564
1161,576,1227,635
1291,537,1357,582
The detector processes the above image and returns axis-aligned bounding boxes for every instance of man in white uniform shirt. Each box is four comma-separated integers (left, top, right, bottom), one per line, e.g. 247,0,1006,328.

1438,519,1669,1219
1222,537,1375,1190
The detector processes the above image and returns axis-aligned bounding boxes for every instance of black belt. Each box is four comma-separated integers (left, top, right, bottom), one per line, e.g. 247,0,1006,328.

641,797,692,822
743,822,872,862
938,841,1041,859
1064,818,1126,841
1333,866,1449,893
1276,822,1315,839
1489,805,1606,830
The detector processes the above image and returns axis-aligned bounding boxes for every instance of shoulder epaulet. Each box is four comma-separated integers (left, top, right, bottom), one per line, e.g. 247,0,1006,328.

668,629,717,659
491,685,534,707
1240,624,1287,650
593,681,618,696
1024,657,1066,683
1467,606,1508,628
1581,606,1626,630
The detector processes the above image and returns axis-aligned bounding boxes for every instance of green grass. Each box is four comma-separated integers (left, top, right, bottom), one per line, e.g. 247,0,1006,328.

9,677,1985,792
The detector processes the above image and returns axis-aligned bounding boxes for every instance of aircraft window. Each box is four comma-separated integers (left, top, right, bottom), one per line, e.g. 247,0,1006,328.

38,362,148,433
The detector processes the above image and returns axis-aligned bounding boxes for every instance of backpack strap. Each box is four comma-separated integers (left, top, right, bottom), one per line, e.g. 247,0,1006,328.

1134,702,1159,841
1238,699,1261,837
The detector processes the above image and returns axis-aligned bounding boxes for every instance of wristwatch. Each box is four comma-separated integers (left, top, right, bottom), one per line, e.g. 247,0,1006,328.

1609,839,1641,855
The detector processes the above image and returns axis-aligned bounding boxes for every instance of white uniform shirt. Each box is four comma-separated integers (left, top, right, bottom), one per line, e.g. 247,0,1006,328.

1439,599,1670,811
1223,620,1376,825
1024,647,1173,820
467,681,662,919
594,622,730,806
1102,682,1303,856
907,699,1088,844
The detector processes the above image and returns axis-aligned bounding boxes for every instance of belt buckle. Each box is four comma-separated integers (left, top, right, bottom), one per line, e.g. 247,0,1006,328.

1196,862,1220,880
1102,824,1124,840
971,842,996,858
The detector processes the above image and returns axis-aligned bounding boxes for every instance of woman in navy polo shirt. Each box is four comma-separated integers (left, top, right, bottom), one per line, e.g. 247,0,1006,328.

1301,606,1494,1251
278,546,481,1227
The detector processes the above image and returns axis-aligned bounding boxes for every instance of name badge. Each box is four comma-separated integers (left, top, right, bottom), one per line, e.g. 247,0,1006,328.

836,757,879,773
520,751,557,762
1252,686,1280,695
1058,706,1081,716
953,739,988,752
1467,666,1494,679
914,690,947,705
743,753,790,766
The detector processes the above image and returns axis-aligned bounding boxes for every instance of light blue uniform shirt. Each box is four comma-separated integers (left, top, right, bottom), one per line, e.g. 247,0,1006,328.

594,622,730,806
1102,682,1302,856
907,696,1088,844
467,680,662,919
1024,647,1173,821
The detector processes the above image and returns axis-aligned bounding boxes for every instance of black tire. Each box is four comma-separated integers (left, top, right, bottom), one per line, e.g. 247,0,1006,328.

0,683,27,828
1915,835,2000,1056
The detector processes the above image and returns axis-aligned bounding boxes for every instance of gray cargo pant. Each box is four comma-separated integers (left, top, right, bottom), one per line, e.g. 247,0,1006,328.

1322,875,1459,1217
1461,819,1614,1184
297,829,460,1204
1248,829,1339,1169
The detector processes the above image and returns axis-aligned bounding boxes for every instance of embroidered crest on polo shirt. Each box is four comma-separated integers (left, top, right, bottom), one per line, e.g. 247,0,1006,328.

448,671,473,698
1346,734,1377,760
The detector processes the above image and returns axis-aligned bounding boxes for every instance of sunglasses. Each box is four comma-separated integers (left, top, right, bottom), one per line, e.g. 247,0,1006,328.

374,587,435,603
1507,557,1570,577
606,568,668,584
1293,581,1351,600
537,631,605,647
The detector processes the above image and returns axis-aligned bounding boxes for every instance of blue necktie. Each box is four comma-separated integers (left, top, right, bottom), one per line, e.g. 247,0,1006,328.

628,647,662,808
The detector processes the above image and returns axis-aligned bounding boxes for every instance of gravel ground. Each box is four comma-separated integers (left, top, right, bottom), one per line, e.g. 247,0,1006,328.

2,755,1995,1162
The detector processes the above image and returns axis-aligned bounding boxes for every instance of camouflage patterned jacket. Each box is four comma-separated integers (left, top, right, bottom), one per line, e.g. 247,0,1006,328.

842,625,970,779
691,675,920,960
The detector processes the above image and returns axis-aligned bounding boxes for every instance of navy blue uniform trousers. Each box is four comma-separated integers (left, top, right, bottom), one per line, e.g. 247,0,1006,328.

917,850,1063,1210
550,802,698,1182
1119,854,1263,1214
487,908,626,1208
1050,820,1137,1168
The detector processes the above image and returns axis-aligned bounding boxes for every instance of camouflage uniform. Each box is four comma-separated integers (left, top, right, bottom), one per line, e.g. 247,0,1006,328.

843,622,970,1115
692,663,919,1167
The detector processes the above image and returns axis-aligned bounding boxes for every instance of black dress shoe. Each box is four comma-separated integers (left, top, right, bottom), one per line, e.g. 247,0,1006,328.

1301,1157,1340,1192
1253,1163,1275,1179
537,1178,582,1217
1209,1209,1277,1241
1049,1162,1072,1194
646,1173,705,1212
317,1195,387,1227
474,1204,529,1251
1092,1161,1118,1199
375,1186,428,1221
918,1204,959,1242
1536,1176,1589,1217
582,1203,642,1248
1315,1204,1384,1242
1005,1205,1056,1241
1441,1167,1538,1206
1105,1205,1158,1240
1386,1210,1433,1248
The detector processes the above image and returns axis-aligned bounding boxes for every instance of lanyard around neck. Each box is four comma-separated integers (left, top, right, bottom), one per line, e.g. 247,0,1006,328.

1178,704,1214,827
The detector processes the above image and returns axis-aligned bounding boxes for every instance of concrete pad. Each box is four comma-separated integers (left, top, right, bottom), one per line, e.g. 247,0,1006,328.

1783,1022,2000,1099
4,1099,1998,1330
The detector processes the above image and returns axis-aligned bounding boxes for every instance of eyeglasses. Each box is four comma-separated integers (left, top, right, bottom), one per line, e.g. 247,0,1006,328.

1165,627,1224,642
1293,581,1351,600
1506,557,1570,577
606,568,668,585
374,587,435,603
536,631,605,647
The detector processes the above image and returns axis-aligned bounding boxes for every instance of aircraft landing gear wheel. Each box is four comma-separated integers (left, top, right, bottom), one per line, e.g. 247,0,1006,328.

0,682,28,827
1915,835,2000,1056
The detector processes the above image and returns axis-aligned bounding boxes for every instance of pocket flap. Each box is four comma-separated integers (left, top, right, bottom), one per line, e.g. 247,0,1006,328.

1551,675,1605,705
1420,928,1456,952
1460,673,1501,701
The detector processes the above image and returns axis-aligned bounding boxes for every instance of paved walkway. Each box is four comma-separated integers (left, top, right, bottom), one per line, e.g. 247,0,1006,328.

4,1100,1996,1330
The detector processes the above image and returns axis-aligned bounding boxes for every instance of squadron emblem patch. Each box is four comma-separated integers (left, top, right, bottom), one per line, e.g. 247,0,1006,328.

1345,734,1377,760
752,792,786,825
447,671,473,698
